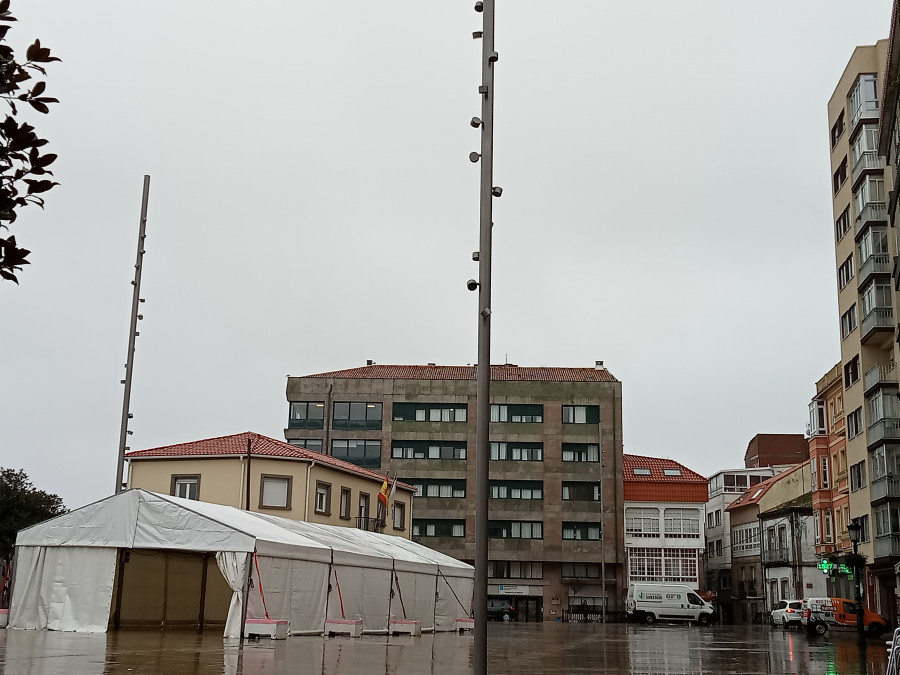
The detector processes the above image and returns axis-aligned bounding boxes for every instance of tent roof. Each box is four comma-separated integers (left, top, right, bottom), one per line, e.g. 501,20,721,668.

15,489,473,573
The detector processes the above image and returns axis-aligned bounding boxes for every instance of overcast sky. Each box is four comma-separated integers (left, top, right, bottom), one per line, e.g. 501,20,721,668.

1,1,894,509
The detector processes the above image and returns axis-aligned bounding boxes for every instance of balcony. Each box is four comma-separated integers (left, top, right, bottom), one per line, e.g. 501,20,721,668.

858,254,892,288
871,475,900,502
762,547,790,565
287,418,324,430
860,307,894,344
850,98,879,131
356,516,385,533
853,150,883,185
865,362,898,393
875,533,900,559
868,417,900,447
855,201,887,238
737,581,759,598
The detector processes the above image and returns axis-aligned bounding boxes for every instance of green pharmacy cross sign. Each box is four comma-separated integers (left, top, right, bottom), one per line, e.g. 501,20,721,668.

817,559,852,575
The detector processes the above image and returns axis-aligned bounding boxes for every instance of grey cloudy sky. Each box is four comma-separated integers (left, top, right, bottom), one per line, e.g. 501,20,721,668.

1,1,893,509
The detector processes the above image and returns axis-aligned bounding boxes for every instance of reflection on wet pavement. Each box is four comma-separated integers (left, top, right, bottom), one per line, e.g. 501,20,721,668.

0,623,890,674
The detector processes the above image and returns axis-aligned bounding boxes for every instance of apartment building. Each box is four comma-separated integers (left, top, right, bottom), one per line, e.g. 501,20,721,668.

622,455,707,591
828,38,897,621
284,362,625,622
125,431,416,538
807,363,852,564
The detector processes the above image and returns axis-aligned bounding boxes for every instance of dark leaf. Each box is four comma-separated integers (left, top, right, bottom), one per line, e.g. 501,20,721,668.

0,270,19,282
27,99,47,114
31,81,45,96
24,179,58,194
36,153,56,167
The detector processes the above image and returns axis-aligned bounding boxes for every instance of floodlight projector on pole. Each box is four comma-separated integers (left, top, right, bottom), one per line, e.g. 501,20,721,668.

469,2,499,674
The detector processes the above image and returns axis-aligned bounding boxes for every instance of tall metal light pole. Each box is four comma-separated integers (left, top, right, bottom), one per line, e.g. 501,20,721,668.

470,2,498,674
847,517,865,647
115,175,150,493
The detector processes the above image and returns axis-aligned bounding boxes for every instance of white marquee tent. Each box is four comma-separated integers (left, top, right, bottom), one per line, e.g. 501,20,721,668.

7,489,474,636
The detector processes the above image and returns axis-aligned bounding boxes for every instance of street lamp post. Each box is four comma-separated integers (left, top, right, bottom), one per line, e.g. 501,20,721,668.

847,518,865,647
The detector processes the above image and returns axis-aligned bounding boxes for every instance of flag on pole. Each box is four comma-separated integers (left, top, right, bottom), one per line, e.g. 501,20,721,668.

388,474,398,506
378,475,389,507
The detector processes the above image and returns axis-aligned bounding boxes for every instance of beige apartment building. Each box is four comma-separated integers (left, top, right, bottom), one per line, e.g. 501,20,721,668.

125,431,415,538
284,362,625,622
828,39,898,620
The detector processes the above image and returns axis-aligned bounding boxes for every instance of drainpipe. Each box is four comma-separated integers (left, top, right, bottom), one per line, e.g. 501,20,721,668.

304,460,316,520
245,436,253,511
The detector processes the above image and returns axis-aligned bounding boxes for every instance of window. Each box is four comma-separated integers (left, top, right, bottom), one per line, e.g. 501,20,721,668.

852,124,879,168
287,438,323,453
715,540,723,556
331,439,381,468
824,510,833,543
628,548,699,584
831,109,845,148
859,514,871,542
840,305,858,339
626,508,660,537
723,474,749,492
820,456,829,489
847,407,863,439
562,522,601,540
491,561,543,579
833,156,847,194
560,562,599,578
392,501,406,530
855,175,885,218
872,444,900,481
392,402,467,423
315,481,331,515
835,206,851,242
707,512,714,529
663,468,682,476
633,467,651,476
814,512,821,544
332,402,382,430
413,479,467,498
837,255,854,290
413,519,465,537
260,475,291,509
490,404,543,423
171,475,199,500
859,227,888,265
869,389,900,425
561,481,600,502
491,442,542,461
844,356,860,388
562,443,599,462
392,441,467,460
664,508,701,538
849,73,879,129
715,510,721,526
732,524,760,554
288,401,325,429
562,405,600,424
359,492,370,520
490,520,544,539
491,480,543,500
861,280,892,318
850,460,867,492
340,487,351,519
708,541,715,557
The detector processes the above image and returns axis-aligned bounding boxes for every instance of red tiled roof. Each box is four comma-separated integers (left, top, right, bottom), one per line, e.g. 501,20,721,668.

622,454,707,484
125,432,413,491
726,462,806,511
301,363,618,383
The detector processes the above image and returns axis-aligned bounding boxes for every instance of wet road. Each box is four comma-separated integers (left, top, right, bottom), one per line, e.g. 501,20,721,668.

0,623,891,674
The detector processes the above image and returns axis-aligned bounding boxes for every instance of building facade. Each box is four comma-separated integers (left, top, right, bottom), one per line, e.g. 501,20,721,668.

125,431,416,538
829,38,897,622
284,362,625,622
622,455,707,591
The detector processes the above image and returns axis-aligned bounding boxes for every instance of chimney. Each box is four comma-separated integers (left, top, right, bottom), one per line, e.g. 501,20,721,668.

366,359,374,366
595,360,604,368
427,362,436,366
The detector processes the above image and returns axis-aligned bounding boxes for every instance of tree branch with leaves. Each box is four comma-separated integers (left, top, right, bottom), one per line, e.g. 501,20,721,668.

0,0,59,285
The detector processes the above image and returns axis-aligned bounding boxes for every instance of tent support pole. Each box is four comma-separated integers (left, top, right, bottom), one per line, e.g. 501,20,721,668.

113,548,127,630
198,553,209,631
239,552,252,645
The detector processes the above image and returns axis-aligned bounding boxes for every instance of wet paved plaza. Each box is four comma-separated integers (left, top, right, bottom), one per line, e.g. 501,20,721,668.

0,623,891,674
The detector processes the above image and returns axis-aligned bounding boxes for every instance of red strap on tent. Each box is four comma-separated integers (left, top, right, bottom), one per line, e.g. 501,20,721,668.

253,553,270,620
334,568,345,619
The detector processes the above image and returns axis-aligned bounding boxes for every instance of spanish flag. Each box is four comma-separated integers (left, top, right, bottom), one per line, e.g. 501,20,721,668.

378,476,389,507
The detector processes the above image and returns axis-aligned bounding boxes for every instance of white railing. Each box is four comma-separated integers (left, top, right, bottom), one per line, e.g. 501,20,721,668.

858,254,892,283
865,362,897,390
861,307,893,337
887,627,900,675
855,201,888,236
853,150,883,183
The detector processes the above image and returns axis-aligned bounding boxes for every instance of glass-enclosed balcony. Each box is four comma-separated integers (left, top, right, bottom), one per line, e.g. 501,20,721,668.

853,150,883,184
871,475,900,502
861,307,893,344
858,254,891,287
875,533,900,558
855,202,887,237
865,362,898,393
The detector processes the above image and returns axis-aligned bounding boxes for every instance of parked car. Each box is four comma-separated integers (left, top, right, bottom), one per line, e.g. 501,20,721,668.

487,599,516,622
626,583,714,626
800,597,889,636
771,600,804,628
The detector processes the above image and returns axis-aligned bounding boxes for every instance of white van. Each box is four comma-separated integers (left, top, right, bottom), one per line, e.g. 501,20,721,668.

626,583,714,626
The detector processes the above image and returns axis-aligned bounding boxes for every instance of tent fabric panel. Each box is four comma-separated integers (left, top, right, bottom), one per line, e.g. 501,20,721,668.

326,565,392,632
393,570,436,631
246,555,329,634
9,545,116,632
434,571,474,632
15,492,139,548
135,495,256,553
